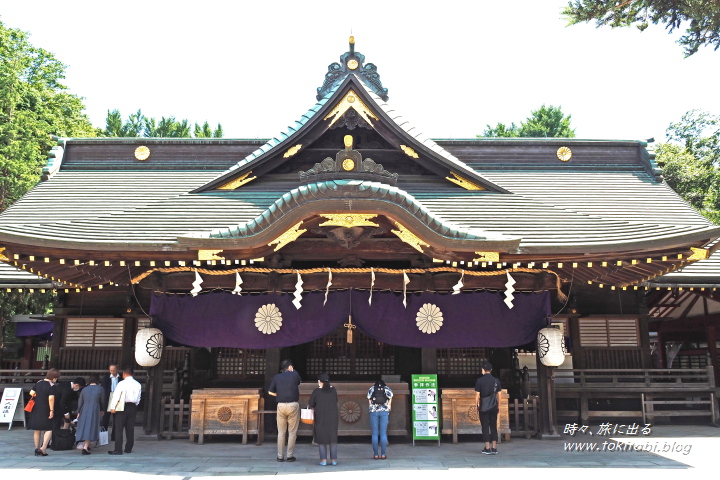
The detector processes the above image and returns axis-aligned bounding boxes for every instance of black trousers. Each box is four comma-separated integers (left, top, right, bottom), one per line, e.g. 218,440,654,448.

113,403,137,453
480,407,498,443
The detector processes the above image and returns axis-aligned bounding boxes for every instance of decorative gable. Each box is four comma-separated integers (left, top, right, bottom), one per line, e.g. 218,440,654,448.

195,60,506,194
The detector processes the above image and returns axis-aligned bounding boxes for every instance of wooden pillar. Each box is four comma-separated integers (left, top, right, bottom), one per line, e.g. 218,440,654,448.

141,352,165,439
569,316,583,369
707,325,719,387
122,316,136,368
656,331,665,368
639,315,652,369
535,354,560,439
50,317,64,369
21,337,33,369
421,348,437,374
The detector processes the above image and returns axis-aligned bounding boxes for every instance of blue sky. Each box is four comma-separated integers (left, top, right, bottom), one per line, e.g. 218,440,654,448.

2,0,719,143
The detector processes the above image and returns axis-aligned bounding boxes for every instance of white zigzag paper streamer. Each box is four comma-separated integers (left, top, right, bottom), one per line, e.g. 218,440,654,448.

232,271,243,295
402,270,410,308
452,270,465,295
504,271,516,309
293,271,303,310
324,268,333,306
369,267,375,306
190,269,203,297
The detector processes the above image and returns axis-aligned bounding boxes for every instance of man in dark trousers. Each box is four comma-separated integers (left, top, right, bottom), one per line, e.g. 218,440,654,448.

475,361,501,455
268,359,301,462
107,367,141,455
101,364,120,439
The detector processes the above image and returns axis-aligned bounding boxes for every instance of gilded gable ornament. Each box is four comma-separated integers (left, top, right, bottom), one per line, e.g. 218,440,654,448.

134,146,150,161
557,146,572,161
319,214,380,228
446,172,485,191
324,90,378,128
284,144,302,158
0,247,8,262
400,145,419,159
268,222,307,251
218,171,257,190
391,222,429,253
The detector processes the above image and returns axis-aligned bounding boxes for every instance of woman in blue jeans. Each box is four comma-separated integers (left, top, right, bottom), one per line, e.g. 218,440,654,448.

367,379,393,459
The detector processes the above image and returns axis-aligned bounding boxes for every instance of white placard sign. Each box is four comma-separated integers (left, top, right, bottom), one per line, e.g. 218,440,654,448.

0,388,25,430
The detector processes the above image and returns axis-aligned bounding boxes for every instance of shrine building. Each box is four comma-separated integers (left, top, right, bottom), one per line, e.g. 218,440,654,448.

1,38,719,438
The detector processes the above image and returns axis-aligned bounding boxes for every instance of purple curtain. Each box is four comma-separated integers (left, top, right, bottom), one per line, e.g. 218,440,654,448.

150,290,549,349
15,321,54,339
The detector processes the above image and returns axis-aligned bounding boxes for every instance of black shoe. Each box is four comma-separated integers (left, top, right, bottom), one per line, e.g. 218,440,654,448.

286,456,296,462
108,451,123,455
124,450,132,454
277,457,284,462
82,449,91,455
491,448,498,455
481,448,492,455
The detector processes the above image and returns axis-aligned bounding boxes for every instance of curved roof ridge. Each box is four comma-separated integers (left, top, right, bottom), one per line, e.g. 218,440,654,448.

186,179,516,243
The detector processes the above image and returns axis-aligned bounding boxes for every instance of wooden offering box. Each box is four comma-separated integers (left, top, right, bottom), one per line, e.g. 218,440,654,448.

441,388,510,443
189,388,262,445
298,382,409,436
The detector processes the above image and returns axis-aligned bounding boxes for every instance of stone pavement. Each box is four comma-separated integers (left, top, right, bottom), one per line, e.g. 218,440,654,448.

0,424,718,478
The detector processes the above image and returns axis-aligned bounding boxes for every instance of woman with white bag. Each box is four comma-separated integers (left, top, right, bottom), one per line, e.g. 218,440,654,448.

308,373,338,466
75,375,106,455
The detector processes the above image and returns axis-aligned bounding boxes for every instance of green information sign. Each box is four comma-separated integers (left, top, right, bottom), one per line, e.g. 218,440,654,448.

410,374,440,442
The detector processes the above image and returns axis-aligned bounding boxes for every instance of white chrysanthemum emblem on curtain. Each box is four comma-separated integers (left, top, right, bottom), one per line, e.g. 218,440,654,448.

255,304,283,334
416,303,443,334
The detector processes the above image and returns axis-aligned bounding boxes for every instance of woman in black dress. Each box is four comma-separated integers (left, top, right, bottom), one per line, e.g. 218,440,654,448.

29,368,61,456
308,372,338,466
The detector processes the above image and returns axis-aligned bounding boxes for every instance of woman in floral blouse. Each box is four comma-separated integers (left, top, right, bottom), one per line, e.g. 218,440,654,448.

367,379,393,459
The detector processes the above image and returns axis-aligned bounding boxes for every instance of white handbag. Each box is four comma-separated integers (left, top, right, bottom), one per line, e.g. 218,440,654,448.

300,407,314,424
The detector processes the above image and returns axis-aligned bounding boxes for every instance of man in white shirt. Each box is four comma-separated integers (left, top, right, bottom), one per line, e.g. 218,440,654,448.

107,367,142,455
101,364,120,437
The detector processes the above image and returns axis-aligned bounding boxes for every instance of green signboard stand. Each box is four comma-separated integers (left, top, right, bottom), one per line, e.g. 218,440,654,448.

410,374,440,445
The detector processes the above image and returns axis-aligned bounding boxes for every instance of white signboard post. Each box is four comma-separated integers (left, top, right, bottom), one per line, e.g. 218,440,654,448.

0,388,26,430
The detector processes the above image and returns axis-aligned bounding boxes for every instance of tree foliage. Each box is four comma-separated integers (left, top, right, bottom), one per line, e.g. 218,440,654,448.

0,290,54,354
563,0,720,57
102,109,223,138
481,105,576,138
0,20,95,213
655,110,720,223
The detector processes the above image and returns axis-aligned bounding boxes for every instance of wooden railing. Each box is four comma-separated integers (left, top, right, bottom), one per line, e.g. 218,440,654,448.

508,396,538,438
0,369,177,395
159,396,191,439
527,366,716,390
575,347,643,369
58,348,123,370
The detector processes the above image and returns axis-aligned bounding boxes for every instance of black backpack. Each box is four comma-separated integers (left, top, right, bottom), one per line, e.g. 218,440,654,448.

371,385,388,405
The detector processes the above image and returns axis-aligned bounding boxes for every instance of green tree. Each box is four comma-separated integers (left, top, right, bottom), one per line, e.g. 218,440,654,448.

0,20,93,352
0,20,96,212
0,290,54,362
655,110,720,223
563,1,720,57
102,109,223,138
481,105,576,138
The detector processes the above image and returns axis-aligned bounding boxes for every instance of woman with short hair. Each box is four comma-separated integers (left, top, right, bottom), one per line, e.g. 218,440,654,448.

308,373,338,466
75,375,106,454
29,368,60,456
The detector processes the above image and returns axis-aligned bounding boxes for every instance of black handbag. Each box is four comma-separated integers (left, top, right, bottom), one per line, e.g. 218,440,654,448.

51,427,76,451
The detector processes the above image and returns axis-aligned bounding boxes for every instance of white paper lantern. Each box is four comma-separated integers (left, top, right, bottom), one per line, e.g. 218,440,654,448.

537,327,565,367
135,327,164,367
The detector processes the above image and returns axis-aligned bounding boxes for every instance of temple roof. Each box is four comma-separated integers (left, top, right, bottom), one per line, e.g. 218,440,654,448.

0,40,719,290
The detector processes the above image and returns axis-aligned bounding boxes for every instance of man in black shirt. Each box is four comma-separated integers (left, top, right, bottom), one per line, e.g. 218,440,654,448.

474,361,501,455
268,359,301,462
